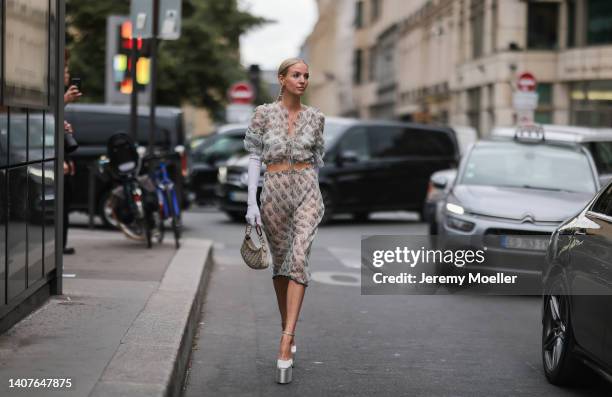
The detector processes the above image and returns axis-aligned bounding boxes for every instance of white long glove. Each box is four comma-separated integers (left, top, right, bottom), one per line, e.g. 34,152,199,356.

245,154,262,226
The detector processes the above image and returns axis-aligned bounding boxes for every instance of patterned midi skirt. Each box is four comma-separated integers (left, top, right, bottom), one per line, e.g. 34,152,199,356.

260,167,325,286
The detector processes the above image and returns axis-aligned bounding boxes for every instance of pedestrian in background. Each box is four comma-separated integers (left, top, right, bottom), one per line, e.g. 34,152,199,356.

244,58,325,384
63,49,82,255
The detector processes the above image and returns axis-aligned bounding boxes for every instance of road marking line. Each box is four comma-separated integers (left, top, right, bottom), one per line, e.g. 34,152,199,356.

311,271,360,287
63,274,77,278
328,247,361,269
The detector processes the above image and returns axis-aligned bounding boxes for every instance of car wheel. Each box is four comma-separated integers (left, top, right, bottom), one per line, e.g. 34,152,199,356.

542,277,580,385
320,186,334,225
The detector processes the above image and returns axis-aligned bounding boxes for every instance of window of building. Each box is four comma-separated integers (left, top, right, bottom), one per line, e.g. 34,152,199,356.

570,80,612,127
471,0,485,58
371,0,381,22
535,83,553,124
587,0,612,45
567,0,576,48
353,49,363,85
377,27,397,88
368,45,377,82
467,88,481,134
355,1,364,29
486,84,495,131
491,0,498,52
535,111,553,124
527,2,559,49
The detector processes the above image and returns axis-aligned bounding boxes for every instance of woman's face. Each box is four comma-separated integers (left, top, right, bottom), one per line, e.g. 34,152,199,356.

280,62,309,97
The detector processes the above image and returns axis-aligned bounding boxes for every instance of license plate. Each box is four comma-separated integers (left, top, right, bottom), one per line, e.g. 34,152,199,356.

229,191,248,202
501,236,549,251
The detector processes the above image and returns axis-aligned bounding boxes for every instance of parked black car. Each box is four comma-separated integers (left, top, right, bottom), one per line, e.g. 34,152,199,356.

64,103,189,226
216,117,460,223
189,125,247,205
542,180,612,386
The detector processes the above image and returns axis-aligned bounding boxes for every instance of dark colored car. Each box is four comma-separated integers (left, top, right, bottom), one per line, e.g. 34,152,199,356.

542,180,612,386
216,117,460,223
64,103,189,226
189,125,247,205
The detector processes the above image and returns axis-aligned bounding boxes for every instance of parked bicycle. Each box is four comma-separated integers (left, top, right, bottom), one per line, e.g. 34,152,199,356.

143,150,182,249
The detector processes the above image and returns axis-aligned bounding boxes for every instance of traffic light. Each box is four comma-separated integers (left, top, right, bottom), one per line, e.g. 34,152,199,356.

113,20,150,94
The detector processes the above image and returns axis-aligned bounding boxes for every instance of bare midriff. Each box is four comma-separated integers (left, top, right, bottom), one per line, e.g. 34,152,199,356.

266,161,313,173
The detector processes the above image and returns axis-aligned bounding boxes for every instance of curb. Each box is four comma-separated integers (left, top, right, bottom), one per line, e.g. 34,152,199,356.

90,238,214,397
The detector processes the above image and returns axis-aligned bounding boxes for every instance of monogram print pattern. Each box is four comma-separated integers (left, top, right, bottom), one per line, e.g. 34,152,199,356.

260,168,324,286
243,101,326,286
244,101,325,168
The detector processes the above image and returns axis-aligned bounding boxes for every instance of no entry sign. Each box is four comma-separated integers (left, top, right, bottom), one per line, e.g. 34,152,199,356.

228,82,255,104
517,72,537,92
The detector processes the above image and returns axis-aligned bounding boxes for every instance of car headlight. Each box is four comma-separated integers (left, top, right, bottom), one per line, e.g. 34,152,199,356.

446,202,465,215
218,166,227,183
446,215,475,232
240,171,249,186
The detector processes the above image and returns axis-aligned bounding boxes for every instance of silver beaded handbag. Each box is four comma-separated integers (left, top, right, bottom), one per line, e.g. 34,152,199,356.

240,224,270,270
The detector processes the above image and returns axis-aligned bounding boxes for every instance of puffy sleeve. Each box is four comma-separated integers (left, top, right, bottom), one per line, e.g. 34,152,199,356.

313,110,325,168
244,105,266,156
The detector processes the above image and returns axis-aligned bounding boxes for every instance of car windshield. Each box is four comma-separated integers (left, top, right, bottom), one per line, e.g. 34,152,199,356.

459,142,597,193
323,121,347,146
193,132,246,163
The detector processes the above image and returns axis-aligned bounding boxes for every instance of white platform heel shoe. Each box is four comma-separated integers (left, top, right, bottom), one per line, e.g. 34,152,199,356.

276,331,295,384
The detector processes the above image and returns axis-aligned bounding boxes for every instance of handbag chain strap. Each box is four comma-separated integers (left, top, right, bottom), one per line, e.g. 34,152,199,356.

245,224,267,252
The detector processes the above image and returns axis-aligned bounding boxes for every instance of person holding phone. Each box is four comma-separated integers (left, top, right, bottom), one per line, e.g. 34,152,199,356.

63,49,82,255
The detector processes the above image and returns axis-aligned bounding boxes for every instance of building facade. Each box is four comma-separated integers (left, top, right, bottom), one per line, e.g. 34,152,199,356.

0,0,64,332
304,0,357,117
309,0,612,136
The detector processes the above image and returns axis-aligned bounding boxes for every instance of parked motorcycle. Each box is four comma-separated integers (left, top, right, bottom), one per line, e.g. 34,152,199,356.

98,133,162,248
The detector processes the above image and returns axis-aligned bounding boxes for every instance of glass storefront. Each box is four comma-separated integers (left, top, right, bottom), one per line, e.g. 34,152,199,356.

0,1,62,321
570,80,612,127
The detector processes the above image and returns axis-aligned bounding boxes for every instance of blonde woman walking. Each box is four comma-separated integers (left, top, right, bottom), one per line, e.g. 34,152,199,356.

243,58,325,384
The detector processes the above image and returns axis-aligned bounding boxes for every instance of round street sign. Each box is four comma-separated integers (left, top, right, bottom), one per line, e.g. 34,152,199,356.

517,72,537,92
228,82,255,104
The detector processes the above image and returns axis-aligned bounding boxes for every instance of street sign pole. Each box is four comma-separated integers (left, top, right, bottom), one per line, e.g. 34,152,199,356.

149,0,159,153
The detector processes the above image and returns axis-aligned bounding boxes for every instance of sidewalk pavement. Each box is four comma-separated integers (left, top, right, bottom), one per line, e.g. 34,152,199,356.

0,228,213,397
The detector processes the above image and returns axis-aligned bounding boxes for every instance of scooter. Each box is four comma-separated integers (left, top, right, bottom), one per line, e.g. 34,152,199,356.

98,133,161,248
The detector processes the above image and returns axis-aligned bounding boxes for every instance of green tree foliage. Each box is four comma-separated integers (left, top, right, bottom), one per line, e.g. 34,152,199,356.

66,0,267,119
66,0,129,101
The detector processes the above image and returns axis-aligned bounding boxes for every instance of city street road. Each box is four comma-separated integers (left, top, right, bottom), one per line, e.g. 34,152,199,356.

181,208,612,397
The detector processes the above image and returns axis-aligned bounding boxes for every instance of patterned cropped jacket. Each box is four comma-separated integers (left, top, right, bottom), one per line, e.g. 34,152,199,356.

243,101,326,168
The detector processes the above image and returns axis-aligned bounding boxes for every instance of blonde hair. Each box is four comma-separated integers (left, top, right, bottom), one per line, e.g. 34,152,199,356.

276,58,308,101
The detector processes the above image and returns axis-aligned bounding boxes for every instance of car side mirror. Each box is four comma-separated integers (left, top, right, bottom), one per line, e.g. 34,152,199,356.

431,174,448,189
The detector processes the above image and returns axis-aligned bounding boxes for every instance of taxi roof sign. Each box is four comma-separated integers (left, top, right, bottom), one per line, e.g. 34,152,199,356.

514,125,545,143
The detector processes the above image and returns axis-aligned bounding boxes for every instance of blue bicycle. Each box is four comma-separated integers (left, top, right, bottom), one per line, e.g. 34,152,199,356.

145,152,182,248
